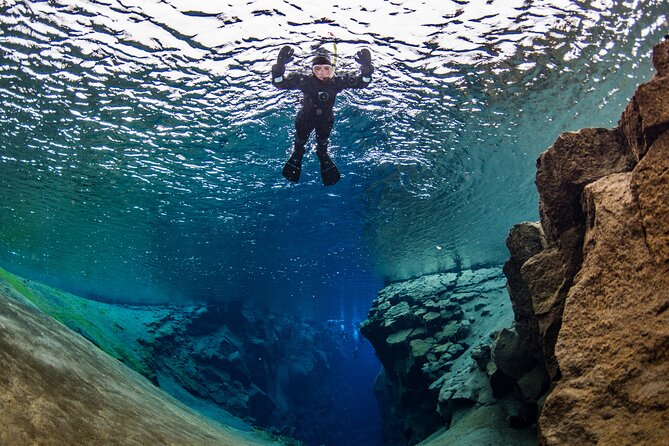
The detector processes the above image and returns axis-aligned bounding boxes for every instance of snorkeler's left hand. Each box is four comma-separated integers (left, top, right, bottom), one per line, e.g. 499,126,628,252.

355,48,372,66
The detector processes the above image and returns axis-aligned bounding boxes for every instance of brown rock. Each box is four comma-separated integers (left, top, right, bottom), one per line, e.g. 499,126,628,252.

522,249,564,318
539,172,669,446
535,128,634,244
652,38,669,77
631,131,669,264
491,328,534,381
505,222,547,265
517,363,549,402
520,247,565,379
503,222,547,359
619,75,669,160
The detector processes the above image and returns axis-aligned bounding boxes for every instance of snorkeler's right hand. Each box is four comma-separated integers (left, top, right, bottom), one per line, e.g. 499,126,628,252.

277,46,294,65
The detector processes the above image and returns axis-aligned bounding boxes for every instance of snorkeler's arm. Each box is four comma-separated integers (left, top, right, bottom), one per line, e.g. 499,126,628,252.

335,48,374,91
271,65,305,90
271,45,305,90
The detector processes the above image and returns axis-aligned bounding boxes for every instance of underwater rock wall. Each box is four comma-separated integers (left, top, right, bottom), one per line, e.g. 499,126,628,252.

507,38,669,445
0,285,281,446
360,268,539,445
0,269,353,445
361,37,669,446
143,301,348,443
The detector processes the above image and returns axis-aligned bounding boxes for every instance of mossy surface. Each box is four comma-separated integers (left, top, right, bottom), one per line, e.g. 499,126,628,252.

0,267,40,304
0,266,155,378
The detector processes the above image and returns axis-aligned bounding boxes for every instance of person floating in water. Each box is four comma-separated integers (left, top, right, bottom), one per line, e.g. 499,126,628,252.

271,45,374,185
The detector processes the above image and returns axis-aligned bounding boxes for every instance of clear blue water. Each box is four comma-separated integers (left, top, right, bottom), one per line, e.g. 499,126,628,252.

1,0,665,317
0,1,667,444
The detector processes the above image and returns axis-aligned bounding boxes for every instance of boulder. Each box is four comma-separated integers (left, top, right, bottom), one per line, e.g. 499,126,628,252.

387,328,413,347
517,363,550,402
630,131,669,263
619,38,669,161
491,328,534,381
539,171,669,446
471,345,491,370
520,247,565,378
505,222,547,265
620,75,669,160
653,36,669,76
535,127,635,244
503,222,547,359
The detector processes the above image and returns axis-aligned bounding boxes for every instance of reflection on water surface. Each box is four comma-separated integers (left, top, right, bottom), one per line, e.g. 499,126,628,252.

0,0,666,316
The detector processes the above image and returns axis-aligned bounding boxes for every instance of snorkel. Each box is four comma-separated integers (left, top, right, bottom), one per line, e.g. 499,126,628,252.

329,31,338,68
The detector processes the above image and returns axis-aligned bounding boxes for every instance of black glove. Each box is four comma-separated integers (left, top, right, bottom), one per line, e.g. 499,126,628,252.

277,46,294,66
355,48,372,66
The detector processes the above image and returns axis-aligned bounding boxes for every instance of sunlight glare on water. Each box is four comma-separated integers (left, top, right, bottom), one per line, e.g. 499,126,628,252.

0,0,666,316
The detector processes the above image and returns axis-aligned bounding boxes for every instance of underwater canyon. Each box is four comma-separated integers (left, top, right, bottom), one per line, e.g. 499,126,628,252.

1,1,668,445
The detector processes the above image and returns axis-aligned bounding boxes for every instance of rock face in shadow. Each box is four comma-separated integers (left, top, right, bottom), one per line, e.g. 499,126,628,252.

503,38,669,446
0,290,280,446
360,268,538,445
145,302,345,444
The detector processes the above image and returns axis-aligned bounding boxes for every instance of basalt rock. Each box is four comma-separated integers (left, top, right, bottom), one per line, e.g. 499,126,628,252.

496,222,554,426
653,36,669,76
502,38,669,446
535,128,635,245
538,39,669,446
620,40,669,161
361,268,521,445
0,271,344,446
146,303,339,441
540,169,669,445
503,222,547,363
630,131,669,263
519,246,565,380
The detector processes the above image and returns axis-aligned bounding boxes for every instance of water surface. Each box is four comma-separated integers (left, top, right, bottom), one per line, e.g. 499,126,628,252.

0,0,666,318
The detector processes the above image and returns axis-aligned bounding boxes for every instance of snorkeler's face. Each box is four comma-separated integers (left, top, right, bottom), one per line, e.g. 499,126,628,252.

313,64,334,80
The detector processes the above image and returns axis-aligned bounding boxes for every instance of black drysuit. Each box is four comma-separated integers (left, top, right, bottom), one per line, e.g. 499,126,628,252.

271,63,373,156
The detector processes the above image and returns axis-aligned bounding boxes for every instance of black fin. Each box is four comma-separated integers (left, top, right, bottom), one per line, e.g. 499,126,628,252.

319,153,341,186
282,154,302,182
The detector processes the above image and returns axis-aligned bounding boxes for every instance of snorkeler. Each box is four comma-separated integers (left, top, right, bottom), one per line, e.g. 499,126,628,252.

271,45,374,185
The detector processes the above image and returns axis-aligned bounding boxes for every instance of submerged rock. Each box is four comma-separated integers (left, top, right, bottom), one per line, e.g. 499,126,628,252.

0,290,281,446
503,222,547,365
536,127,635,244
0,269,350,446
419,405,537,446
503,38,669,446
360,268,516,445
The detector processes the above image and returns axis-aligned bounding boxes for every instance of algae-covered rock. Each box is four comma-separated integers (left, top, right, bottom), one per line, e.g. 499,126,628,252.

0,292,280,446
387,329,413,346
410,338,434,358
361,267,514,445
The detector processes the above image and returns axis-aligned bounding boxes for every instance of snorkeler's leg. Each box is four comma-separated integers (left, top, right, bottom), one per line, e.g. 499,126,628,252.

282,115,312,182
315,118,340,186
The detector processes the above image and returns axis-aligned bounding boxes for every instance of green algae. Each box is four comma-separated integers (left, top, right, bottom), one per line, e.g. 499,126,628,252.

0,266,152,378
0,266,40,304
